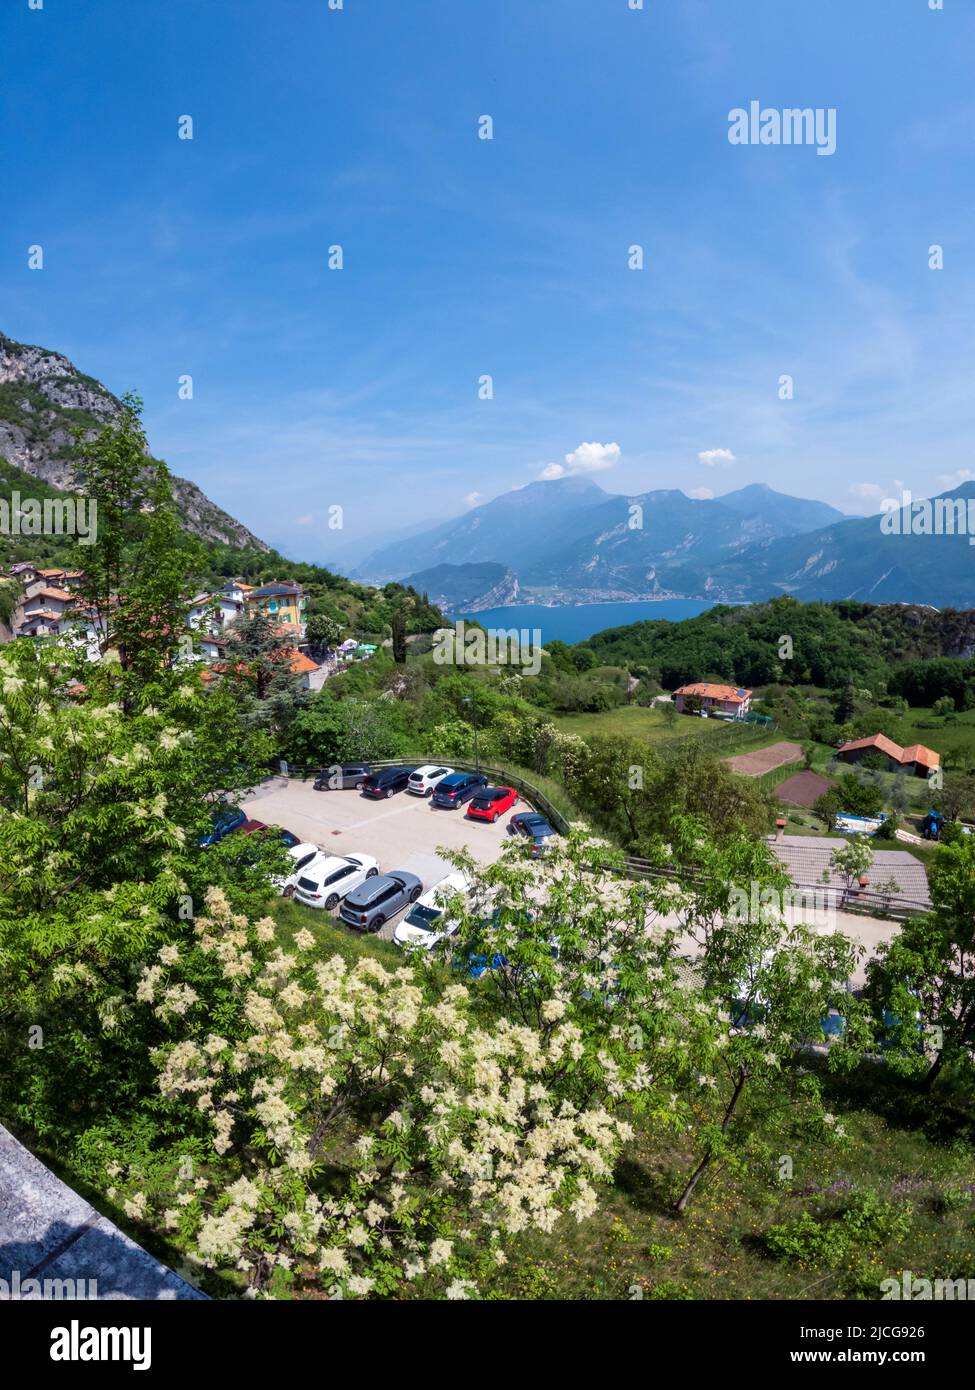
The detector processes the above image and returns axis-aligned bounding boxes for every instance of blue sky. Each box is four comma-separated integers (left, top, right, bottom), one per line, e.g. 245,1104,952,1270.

4,0,974,565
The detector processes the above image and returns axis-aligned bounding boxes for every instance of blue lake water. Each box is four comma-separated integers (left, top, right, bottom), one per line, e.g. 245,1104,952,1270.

451,599,717,646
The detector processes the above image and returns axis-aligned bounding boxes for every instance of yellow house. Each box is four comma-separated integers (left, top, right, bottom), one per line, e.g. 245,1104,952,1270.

245,582,307,630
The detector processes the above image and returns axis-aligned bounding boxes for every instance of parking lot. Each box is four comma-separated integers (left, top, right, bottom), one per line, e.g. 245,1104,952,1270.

243,773,520,941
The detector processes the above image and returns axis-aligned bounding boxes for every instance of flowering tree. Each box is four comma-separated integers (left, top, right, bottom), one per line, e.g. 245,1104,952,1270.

113,888,633,1298
421,825,865,1216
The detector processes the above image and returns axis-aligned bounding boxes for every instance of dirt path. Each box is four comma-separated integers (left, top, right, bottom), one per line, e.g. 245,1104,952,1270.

724,740,804,777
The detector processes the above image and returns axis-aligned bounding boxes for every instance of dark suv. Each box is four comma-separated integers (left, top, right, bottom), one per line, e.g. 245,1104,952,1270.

360,766,416,799
314,763,371,791
430,771,489,809
339,870,423,931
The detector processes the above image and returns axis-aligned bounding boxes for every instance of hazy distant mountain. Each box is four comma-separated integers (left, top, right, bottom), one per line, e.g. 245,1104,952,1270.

353,476,610,583
401,561,518,612
723,483,975,608
355,474,974,609
715,483,845,534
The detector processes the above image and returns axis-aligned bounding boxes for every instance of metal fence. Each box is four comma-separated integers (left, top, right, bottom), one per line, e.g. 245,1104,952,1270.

272,757,927,920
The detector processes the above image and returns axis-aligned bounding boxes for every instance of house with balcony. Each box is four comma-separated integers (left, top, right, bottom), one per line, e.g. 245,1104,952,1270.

245,581,306,634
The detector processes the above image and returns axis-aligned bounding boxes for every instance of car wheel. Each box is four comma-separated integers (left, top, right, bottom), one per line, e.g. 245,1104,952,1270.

409,886,422,903
324,893,339,911
356,780,365,790
366,866,378,877
386,788,395,799
372,915,385,931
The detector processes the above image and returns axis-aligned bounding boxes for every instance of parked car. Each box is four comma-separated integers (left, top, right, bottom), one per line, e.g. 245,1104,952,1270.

507,811,557,855
466,785,519,823
277,841,325,896
392,872,471,949
453,943,508,980
339,870,423,931
430,771,489,809
241,819,301,848
293,853,379,910
360,766,416,799
406,764,454,797
314,762,372,791
199,803,246,846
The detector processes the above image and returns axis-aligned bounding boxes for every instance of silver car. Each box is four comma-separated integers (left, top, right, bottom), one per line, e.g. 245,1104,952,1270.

339,870,423,932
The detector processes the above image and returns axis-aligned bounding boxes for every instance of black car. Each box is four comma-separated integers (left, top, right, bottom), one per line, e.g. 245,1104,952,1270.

430,771,489,809
507,811,557,855
314,762,372,791
360,766,416,799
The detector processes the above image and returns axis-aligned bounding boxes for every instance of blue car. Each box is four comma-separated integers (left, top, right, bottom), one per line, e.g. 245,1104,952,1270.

199,804,246,846
430,771,488,809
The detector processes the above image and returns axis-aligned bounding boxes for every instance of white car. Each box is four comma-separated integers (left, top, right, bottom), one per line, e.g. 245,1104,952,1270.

393,872,471,949
293,853,380,910
406,764,455,797
277,841,325,896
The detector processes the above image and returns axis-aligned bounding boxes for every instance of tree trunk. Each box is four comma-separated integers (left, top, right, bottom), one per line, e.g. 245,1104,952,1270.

920,1049,945,1093
674,1068,747,1215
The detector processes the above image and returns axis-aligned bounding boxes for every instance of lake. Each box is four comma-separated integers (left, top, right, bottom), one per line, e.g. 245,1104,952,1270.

451,599,717,646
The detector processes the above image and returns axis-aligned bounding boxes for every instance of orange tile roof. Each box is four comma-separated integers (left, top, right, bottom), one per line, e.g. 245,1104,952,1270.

900,743,941,770
288,650,320,675
675,682,752,703
838,733,904,760
838,734,940,769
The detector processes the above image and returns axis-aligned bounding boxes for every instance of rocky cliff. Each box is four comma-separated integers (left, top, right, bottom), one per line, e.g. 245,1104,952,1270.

0,334,268,551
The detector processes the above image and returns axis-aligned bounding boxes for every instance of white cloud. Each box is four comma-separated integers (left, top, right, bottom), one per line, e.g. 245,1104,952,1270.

294,513,314,525
463,490,484,506
849,482,884,499
539,440,621,479
937,467,974,488
698,447,735,467
687,486,714,499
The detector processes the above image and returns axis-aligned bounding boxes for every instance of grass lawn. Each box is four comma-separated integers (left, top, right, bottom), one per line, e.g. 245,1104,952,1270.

474,1064,975,1301
899,706,975,768
553,705,781,755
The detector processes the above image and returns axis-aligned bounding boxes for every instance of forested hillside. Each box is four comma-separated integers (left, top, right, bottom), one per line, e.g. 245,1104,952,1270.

581,598,975,701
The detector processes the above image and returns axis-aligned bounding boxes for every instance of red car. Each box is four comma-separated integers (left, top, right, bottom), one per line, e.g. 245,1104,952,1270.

466,785,519,823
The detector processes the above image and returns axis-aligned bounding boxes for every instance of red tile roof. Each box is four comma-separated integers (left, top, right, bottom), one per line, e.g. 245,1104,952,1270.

675,682,752,703
838,734,940,769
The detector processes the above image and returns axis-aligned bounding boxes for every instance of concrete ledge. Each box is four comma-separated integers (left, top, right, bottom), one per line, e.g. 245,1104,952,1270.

0,1125,206,1300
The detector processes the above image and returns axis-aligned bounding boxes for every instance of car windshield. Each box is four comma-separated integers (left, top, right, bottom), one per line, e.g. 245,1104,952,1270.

406,904,441,927
296,876,318,892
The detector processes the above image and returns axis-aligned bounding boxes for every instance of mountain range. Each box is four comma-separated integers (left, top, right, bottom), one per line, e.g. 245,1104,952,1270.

353,476,975,611
4,330,971,613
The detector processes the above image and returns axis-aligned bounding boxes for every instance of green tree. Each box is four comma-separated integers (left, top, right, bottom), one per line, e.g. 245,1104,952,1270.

867,836,975,1091
825,836,875,906
305,612,343,658
70,394,199,692
220,610,309,733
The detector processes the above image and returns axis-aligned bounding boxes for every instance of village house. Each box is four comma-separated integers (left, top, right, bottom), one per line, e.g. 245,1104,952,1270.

674,681,753,719
245,581,306,633
836,733,940,779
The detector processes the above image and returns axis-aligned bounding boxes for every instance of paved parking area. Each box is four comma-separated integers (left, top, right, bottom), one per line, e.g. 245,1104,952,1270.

243,775,521,940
